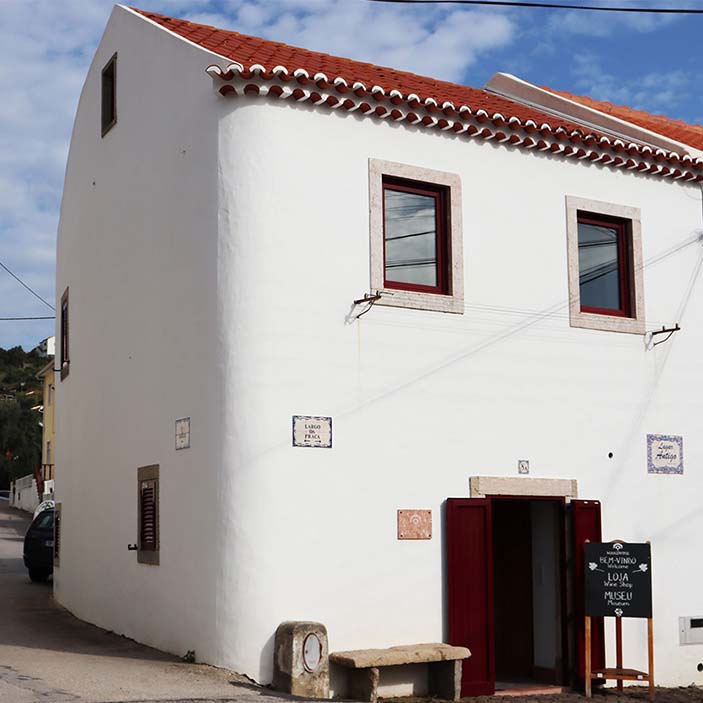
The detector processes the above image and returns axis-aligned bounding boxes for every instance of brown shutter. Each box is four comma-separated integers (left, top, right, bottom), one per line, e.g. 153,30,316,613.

447,498,495,696
140,480,158,551
60,288,70,379
53,504,61,565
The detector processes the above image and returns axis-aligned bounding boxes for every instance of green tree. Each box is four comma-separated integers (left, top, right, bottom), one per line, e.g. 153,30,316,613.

0,346,45,489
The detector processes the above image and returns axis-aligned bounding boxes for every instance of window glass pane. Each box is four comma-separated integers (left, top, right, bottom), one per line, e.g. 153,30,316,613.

384,188,437,287
578,221,621,311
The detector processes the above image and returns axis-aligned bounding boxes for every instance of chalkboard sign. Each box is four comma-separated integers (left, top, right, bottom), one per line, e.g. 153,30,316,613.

584,542,652,618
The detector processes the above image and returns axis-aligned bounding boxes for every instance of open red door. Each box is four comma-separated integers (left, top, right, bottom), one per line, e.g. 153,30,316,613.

571,499,605,685
447,498,494,696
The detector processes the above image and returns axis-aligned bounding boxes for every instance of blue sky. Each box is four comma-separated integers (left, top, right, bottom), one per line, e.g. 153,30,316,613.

1,0,702,350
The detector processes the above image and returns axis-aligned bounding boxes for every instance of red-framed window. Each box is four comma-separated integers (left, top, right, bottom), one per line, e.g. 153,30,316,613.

577,212,632,317
382,177,450,295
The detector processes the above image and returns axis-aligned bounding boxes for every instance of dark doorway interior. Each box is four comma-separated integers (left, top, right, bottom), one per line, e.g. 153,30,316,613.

492,498,565,688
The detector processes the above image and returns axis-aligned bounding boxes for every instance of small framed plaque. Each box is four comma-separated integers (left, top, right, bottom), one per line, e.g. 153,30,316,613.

647,434,683,474
292,415,332,449
175,417,191,450
397,510,432,540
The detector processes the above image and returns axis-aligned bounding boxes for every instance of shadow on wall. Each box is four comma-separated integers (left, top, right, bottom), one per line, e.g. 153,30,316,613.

259,630,276,686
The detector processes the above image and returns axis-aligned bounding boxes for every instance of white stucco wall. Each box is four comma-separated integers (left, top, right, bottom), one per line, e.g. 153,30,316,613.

10,475,40,513
55,6,703,693
216,98,703,688
54,5,231,666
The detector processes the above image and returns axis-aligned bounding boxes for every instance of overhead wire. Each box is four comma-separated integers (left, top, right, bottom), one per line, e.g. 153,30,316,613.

0,260,55,312
368,0,703,13
0,316,55,321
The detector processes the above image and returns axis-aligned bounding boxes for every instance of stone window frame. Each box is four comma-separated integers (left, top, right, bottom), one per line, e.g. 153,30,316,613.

137,464,160,566
369,159,464,314
565,195,645,335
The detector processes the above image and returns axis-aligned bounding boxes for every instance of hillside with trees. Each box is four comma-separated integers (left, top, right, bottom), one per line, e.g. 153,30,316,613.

0,346,45,489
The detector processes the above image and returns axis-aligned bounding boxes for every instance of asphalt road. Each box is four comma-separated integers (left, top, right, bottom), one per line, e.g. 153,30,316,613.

0,501,282,703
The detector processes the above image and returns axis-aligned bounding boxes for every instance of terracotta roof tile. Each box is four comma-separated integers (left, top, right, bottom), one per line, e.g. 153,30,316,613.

133,7,604,138
543,86,703,152
129,7,703,181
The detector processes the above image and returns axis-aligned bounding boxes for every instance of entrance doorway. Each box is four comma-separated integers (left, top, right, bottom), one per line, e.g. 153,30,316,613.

447,495,604,697
492,498,564,690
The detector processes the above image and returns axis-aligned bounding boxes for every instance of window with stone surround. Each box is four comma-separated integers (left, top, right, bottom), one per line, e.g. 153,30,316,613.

566,196,644,334
369,159,464,314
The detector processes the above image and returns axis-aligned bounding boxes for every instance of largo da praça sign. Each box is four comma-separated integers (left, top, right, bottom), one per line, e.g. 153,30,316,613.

584,542,652,618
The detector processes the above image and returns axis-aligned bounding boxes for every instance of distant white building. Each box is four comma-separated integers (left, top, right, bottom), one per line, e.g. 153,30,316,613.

54,4,703,697
35,336,55,358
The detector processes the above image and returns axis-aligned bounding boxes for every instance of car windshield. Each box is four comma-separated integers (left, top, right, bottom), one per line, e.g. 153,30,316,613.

33,511,54,530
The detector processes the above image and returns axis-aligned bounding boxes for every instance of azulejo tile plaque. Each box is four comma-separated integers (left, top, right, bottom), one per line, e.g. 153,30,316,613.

292,415,332,448
175,417,191,450
647,434,683,474
397,510,432,540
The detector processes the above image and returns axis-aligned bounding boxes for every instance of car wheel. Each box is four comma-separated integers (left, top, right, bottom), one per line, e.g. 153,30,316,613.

28,568,51,583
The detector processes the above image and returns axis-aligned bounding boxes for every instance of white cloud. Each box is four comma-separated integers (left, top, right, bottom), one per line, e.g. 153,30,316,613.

546,0,683,38
571,53,698,113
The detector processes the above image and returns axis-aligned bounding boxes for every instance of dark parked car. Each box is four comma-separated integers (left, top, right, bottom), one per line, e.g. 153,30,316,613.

23,508,54,582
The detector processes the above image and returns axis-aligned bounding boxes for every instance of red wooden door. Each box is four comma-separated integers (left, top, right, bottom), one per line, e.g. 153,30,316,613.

571,499,605,684
447,498,495,696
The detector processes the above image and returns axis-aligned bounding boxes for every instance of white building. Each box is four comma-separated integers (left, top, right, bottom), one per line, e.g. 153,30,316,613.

54,5,703,696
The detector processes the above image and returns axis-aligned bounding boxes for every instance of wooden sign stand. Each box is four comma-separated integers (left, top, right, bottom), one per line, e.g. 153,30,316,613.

585,614,654,699
585,539,655,700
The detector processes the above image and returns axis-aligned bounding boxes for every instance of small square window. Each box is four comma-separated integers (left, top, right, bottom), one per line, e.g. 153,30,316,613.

370,160,463,314
566,196,644,334
101,53,117,136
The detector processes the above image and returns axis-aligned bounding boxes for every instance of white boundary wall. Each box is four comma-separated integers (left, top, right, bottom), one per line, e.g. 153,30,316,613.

54,5,703,692
10,475,40,513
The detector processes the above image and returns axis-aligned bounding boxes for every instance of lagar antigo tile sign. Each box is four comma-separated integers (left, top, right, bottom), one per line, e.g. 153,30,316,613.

53,5,703,696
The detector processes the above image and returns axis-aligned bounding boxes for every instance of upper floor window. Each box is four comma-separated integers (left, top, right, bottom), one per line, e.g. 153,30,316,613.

566,196,644,335
60,288,70,380
101,53,117,136
369,159,464,314
577,213,631,317
383,178,449,295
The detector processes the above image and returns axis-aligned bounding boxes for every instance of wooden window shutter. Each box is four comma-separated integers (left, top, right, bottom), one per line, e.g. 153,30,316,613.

140,480,157,550
53,503,62,566
60,288,70,380
137,465,159,564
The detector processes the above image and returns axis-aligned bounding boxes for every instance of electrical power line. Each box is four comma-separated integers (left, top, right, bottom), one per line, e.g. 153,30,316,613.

368,0,703,13
0,316,55,321
0,260,55,312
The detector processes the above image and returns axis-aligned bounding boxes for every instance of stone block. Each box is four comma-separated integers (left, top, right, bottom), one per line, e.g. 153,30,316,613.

272,621,329,699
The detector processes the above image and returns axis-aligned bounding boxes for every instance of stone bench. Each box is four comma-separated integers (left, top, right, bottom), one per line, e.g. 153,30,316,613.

329,643,471,703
